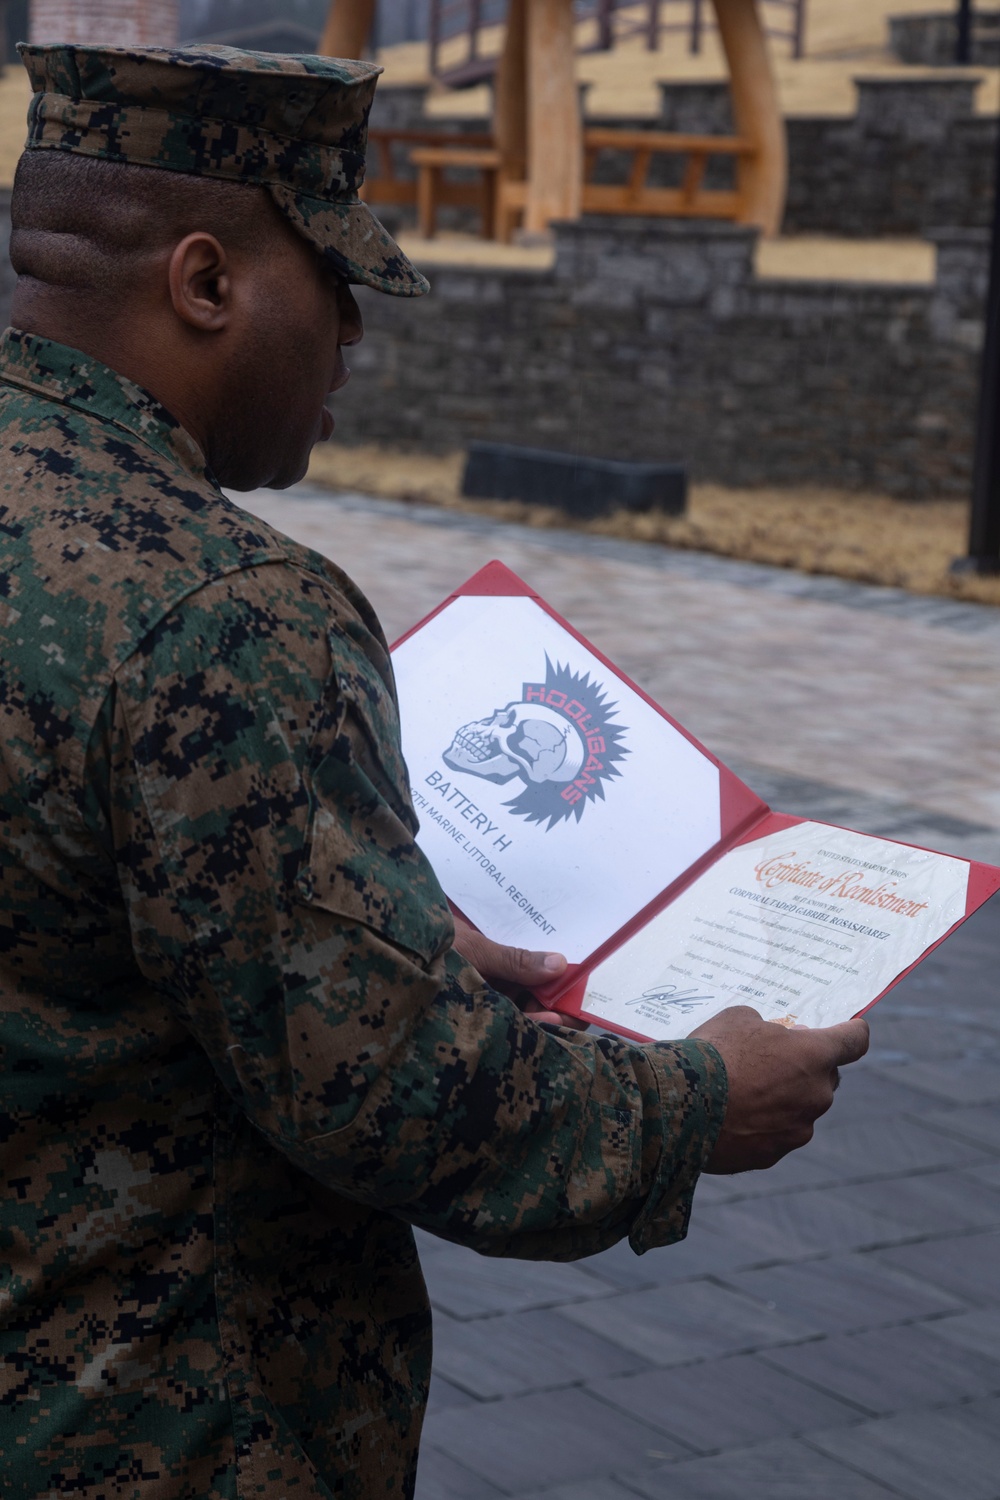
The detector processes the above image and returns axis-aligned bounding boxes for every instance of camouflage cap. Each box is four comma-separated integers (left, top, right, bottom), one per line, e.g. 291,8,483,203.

17,42,429,297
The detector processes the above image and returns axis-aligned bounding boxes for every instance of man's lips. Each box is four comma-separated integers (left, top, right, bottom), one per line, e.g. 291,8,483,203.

320,363,350,440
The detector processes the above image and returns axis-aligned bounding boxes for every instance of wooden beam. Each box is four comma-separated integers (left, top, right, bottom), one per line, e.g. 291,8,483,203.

523,0,582,236
494,0,528,182
318,0,377,59
711,0,787,236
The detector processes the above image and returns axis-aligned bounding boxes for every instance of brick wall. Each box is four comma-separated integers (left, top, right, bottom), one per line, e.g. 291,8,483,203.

30,1,179,46
334,217,987,498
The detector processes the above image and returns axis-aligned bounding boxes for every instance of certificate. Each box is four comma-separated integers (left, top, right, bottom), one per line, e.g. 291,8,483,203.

580,821,970,1038
392,562,1000,1040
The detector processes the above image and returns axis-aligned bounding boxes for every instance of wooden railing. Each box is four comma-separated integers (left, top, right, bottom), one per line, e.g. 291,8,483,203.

363,125,760,240
581,126,755,220
427,0,807,83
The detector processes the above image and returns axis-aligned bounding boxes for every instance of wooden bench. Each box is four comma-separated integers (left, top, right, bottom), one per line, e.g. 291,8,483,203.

409,144,504,239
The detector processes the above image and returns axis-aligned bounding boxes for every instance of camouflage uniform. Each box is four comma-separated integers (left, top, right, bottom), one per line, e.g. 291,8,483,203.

0,43,728,1500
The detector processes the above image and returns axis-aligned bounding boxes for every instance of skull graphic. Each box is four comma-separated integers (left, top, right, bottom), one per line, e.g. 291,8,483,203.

443,702,586,786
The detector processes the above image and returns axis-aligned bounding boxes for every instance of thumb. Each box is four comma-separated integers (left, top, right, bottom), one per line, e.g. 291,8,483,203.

816,1016,871,1068
451,919,567,988
482,942,567,988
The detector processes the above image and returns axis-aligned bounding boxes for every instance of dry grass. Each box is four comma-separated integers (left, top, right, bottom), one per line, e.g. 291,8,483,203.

307,441,1000,606
393,229,937,282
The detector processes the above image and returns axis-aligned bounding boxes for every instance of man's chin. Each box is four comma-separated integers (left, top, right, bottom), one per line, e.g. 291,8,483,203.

221,448,312,493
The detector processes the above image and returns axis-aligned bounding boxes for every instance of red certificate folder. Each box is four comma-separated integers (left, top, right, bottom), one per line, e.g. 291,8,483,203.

391,561,1000,1042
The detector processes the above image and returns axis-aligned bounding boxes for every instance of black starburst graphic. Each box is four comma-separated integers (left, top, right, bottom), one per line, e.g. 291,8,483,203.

505,657,629,830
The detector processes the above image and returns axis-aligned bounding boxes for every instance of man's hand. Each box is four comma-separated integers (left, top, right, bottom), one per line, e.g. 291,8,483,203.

689,1006,870,1174
452,917,587,1029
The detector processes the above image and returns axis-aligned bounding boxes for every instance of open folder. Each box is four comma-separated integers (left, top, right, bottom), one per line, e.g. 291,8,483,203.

391,561,1000,1042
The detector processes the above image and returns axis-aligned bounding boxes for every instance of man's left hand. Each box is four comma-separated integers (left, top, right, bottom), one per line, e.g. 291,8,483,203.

452,917,588,1030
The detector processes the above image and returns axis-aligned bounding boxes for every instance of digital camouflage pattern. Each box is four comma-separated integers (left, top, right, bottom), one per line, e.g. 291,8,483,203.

18,41,429,296
0,329,727,1499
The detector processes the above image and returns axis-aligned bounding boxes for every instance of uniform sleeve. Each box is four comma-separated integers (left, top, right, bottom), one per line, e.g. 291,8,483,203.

98,561,727,1260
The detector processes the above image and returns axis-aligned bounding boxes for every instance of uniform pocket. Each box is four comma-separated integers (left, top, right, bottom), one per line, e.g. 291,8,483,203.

296,712,453,967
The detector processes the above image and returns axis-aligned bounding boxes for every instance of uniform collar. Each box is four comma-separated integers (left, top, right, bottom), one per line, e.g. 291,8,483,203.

0,327,213,483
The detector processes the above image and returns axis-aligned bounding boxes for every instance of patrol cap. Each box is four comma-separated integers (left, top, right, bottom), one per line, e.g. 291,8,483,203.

17,42,429,297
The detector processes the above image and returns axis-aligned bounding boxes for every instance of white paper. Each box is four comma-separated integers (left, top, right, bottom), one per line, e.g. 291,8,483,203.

393,595,721,962
582,822,970,1037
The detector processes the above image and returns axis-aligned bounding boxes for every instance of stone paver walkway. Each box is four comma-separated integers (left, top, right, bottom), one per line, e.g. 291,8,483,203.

242,487,1000,1500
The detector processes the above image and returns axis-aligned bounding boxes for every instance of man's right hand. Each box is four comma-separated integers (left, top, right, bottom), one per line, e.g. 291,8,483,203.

688,1006,870,1174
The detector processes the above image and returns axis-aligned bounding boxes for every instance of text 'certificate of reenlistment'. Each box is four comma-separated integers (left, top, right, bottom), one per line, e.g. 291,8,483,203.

393,594,722,963
582,822,970,1037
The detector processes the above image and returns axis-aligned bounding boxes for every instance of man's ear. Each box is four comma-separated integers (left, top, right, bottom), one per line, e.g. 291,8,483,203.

167,232,231,332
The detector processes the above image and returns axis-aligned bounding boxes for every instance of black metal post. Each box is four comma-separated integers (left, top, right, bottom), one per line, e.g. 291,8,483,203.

956,0,973,64
428,0,442,81
792,0,807,61
955,112,1000,574
596,0,614,52
690,0,703,55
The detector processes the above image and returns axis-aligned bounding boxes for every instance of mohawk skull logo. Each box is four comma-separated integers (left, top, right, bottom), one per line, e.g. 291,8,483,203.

443,657,628,829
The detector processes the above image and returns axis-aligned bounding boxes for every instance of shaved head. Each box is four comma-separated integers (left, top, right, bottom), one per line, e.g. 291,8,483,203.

7,148,364,492
10,151,284,306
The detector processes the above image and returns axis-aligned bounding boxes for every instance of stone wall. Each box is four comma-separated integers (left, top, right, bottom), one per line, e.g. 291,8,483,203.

369,74,998,237
889,10,1000,66
335,217,986,498
781,78,997,236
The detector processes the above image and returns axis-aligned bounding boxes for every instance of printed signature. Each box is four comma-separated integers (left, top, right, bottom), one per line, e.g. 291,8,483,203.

624,984,716,1013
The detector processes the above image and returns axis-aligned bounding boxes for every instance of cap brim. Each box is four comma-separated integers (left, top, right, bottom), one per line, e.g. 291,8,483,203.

269,184,429,297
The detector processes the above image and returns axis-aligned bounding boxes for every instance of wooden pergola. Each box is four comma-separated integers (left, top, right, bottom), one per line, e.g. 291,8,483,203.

321,0,787,240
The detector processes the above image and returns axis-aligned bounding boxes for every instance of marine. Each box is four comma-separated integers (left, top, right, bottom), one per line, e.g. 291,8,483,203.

0,40,869,1499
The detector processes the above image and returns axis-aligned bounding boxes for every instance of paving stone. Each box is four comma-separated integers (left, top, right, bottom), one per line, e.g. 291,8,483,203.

826,1059,964,1118
920,1103,1000,1154
803,1115,988,1178
427,1372,478,1412
696,1145,847,1201
719,1251,963,1336
588,1352,860,1453
431,1306,649,1399
883,1058,1000,1106
694,1186,916,1263
967,1157,1000,1190
558,1280,812,1365
807,1400,1000,1500
505,1482,642,1500
875,1227,1000,1304
414,1226,453,1260
958,1392,1000,1438
421,1387,688,1492
762,1321,1000,1415
414,1446,505,1500
851,1015,995,1067
419,1240,612,1319
582,1223,764,1291
924,1307,1000,1360
828,1170,1000,1235
621,1436,900,1499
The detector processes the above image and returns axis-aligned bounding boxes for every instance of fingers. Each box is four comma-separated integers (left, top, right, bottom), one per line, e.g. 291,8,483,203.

521,998,590,1030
